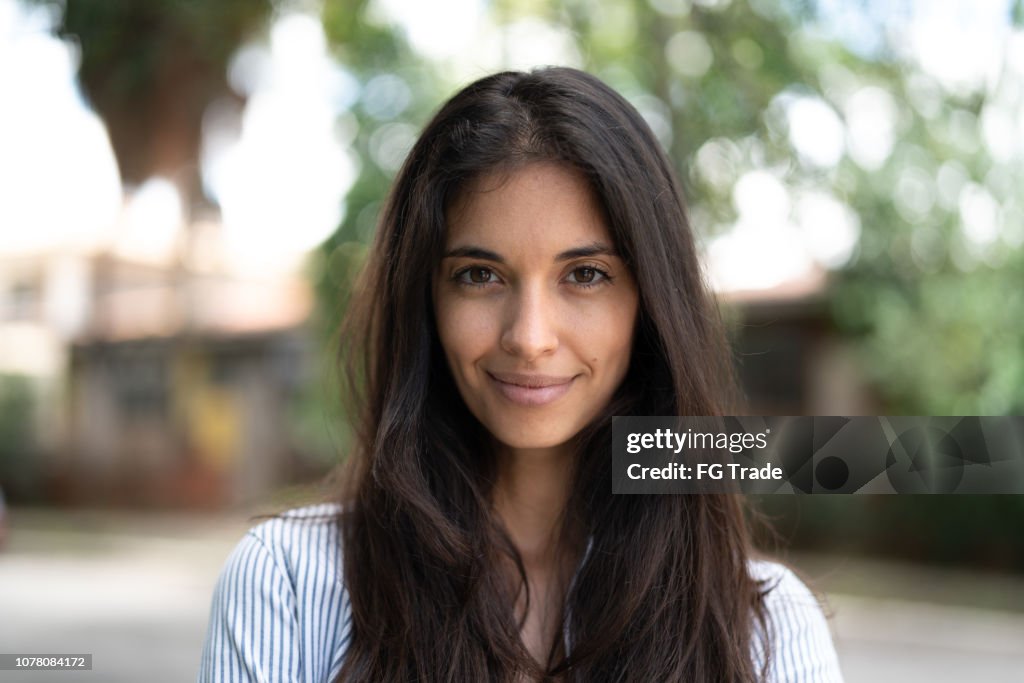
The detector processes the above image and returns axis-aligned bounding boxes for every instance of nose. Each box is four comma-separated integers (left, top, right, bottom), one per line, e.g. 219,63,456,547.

500,284,559,361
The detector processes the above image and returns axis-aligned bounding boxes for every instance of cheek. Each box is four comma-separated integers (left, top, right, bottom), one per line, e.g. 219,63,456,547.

573,294,638,375
434,297,499,373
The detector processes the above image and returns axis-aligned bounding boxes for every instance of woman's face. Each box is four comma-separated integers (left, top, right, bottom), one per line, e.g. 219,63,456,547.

432,162,639,453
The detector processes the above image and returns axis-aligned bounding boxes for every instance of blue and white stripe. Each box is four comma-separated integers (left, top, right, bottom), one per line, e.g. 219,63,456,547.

750,558,845,681
198,504,844,682
198,504,351,682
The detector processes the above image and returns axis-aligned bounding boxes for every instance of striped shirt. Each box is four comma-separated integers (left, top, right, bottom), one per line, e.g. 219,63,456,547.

198,504,844,682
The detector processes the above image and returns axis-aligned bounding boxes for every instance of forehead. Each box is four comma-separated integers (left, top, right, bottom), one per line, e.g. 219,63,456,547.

445,163,612,250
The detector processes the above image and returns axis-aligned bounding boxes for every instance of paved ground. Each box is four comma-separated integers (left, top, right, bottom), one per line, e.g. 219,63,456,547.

0,507,1022,682
0,509,251,683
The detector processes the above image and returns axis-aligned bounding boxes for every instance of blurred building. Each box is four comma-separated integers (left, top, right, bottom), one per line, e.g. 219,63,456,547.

66,327,309,508
0,215,318,508
1,250,90,494
723,266,878,417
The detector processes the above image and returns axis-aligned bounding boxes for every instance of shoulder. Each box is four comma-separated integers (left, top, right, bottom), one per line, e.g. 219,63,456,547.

244,503,346,579
748,559,845,683
224,502,346,606
749,559,823,613
198,503,351,682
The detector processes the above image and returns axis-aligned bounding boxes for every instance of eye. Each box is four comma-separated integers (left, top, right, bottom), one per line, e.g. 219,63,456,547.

573,267,597,284
566,265,611,288
454,266,498,287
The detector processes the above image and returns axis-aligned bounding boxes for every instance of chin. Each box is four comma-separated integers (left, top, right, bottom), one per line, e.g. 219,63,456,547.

486,420,580,452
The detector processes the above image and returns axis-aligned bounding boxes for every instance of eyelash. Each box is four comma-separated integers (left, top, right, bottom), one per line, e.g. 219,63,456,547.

452,264,613,290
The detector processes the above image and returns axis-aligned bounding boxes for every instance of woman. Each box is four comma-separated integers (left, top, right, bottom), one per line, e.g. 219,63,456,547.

199,67,843,682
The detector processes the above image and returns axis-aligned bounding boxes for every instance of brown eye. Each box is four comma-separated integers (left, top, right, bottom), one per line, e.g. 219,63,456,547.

566,266,611,288
574,267,596,283
454,266,497,286
469,267,492,284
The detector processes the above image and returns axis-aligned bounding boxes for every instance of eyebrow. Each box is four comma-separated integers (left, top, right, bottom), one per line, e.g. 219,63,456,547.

441,241,618,263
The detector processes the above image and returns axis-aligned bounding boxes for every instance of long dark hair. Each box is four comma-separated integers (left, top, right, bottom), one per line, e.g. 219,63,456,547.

334,67,770,682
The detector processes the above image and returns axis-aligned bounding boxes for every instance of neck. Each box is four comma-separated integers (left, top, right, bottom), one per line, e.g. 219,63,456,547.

492,441,576,569
492,440,581,669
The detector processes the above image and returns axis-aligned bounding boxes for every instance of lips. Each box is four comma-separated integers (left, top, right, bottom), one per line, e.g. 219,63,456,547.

487,371,577,406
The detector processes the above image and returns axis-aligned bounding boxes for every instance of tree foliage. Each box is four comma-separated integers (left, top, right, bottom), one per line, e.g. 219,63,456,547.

52,0,274,196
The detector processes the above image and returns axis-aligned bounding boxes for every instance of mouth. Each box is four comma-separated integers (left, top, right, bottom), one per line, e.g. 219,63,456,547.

486,371,577,407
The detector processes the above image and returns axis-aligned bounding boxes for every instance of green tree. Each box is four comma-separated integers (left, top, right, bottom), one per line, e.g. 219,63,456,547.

53,0,275,207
